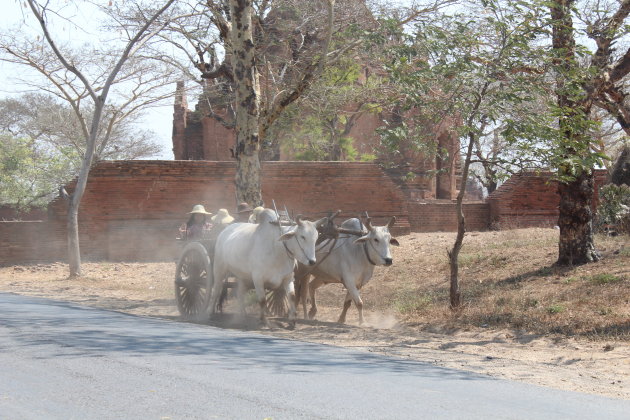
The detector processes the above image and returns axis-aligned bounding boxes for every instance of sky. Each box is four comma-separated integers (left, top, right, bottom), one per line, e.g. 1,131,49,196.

0,0,177,159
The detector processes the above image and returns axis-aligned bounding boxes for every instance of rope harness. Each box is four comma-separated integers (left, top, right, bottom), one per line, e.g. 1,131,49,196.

307,237,337,272
282,230,311,264
363,240,378,266
274,211,386,269
283,233,340,273
319,232,381,267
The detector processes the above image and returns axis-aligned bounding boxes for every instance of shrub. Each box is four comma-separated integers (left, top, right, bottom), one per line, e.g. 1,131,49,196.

547,304,565,314
595,184,630,235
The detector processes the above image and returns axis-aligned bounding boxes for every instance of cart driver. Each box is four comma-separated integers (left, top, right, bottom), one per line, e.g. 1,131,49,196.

235,202,254,223
179,204,213,240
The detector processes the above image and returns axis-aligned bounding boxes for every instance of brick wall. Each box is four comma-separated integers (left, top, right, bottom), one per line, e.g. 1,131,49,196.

34,160,411,262
107,219,183,262
201,115,234,161
0,221,66,265
487,170,608,229
408,201,490,232
2,165,612,265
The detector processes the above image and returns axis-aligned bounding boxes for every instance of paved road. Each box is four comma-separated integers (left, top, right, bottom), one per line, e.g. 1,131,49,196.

1,292,628,419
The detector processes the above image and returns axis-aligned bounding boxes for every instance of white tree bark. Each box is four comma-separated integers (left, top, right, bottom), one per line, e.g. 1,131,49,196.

26,0,176,276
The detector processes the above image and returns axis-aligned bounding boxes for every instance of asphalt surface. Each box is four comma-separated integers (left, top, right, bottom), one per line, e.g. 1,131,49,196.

1,292,628,420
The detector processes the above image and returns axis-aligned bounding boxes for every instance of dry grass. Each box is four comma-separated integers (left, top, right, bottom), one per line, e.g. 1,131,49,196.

1,228,628,340
361,229,630,340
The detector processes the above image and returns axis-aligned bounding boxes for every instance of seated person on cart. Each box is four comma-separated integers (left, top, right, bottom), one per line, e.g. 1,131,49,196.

235,202,254,223
179,204,213,241
249,206,265,223
210,208,235,225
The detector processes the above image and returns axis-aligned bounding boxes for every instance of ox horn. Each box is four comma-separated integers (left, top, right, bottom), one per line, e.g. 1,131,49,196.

295,214,304,226
365,217,374,232
387,216,396,230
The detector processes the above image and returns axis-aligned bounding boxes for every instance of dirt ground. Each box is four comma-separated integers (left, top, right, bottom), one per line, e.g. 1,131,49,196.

1,229,628,400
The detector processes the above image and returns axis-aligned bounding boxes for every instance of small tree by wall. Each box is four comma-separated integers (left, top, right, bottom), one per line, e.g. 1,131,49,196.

5,0,177,276
383,0,549,307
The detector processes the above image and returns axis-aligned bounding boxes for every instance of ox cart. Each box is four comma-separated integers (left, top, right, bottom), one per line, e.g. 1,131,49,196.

173,209,371,323
174,238,215,321
173,208,298,321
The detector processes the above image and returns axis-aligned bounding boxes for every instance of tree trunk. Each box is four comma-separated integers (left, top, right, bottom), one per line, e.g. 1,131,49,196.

557,171,600,265
448,133,476,309
550,0,600,266
448,222,463,308
486,180,497,195
66,97,104,277
67,201,81,277
330,136,342,161
230,0,263,206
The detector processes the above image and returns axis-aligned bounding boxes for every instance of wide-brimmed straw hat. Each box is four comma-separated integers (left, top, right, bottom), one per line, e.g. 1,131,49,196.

188,204,212,215
211,208,234,224
248,206,265,223
237,202,253,213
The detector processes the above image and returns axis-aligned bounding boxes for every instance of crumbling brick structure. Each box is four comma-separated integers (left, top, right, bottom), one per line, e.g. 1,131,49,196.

172,82,463,201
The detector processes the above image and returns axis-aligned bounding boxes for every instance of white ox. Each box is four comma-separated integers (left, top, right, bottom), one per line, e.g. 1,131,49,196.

295,217,399,325
209,208,326,327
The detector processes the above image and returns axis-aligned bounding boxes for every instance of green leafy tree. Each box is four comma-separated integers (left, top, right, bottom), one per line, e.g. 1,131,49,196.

134,0,444,202
0,135,77,212
544,0,630,265
0,92,163,212
281,58,386,161
383,0,549,307
596,183,630,234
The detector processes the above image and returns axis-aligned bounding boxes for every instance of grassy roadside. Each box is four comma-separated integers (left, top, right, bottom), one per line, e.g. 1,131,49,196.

371,229,630,340
1,228,628,340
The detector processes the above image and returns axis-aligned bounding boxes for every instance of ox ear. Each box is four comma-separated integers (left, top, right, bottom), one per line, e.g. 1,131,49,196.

279,231,296,241
353,235,369,244
389,237,400,246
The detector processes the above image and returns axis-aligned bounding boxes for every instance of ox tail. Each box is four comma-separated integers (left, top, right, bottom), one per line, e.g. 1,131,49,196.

267,288,288,318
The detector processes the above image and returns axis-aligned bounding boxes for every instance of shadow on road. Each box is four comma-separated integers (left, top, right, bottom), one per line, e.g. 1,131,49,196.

2,293,489,381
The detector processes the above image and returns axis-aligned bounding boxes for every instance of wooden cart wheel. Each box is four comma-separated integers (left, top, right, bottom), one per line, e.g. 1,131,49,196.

267,288,288,318
174,242,213,321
